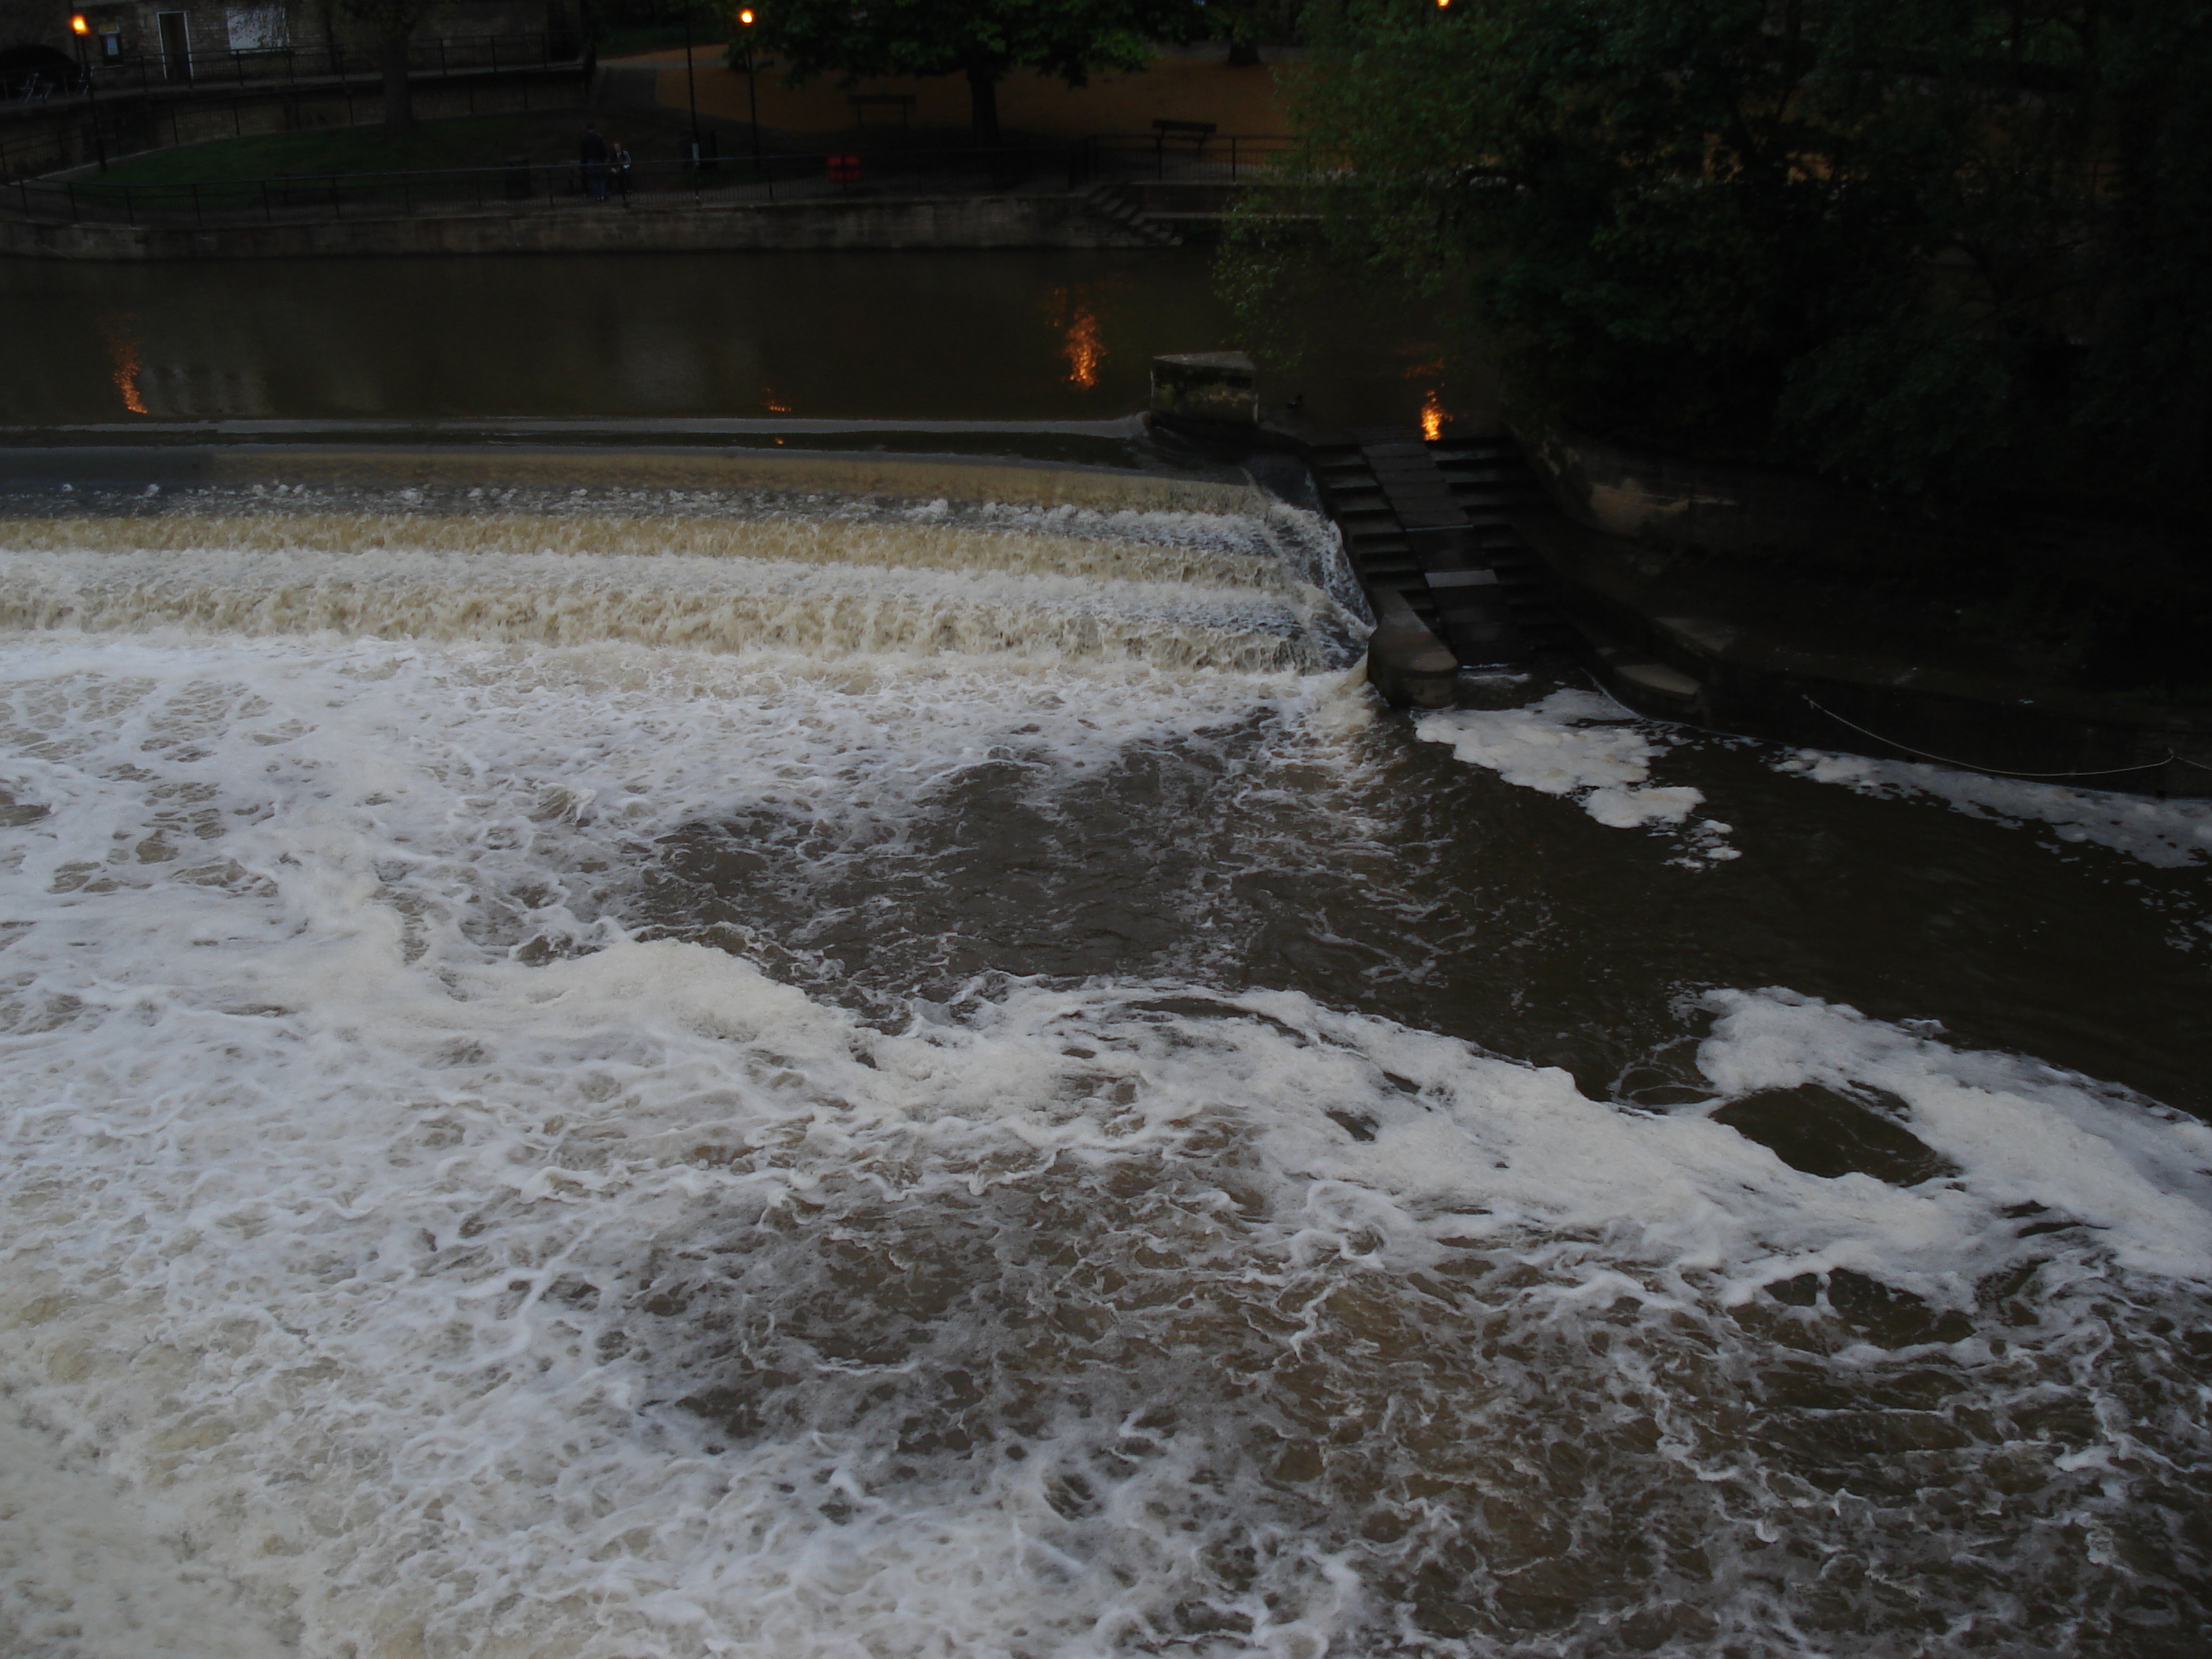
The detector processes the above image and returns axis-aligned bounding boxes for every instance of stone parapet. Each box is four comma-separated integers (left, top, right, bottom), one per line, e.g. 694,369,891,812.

0,190,1170,258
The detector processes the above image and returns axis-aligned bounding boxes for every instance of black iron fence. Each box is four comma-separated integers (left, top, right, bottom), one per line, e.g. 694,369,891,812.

1071,132,1296,185
0,33,580,106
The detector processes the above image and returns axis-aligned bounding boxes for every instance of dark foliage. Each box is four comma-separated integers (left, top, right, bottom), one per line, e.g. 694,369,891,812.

1233,0,2212,514
742,0,1210,141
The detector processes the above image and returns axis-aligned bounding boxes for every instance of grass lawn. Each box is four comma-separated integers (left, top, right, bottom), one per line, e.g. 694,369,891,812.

86,111,643,185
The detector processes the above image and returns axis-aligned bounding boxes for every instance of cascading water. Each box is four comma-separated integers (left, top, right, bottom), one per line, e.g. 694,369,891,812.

0,479,2207,1659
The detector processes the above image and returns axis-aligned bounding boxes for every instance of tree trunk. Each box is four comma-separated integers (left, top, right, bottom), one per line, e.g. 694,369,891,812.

965,63,1001,146
380,31,412,131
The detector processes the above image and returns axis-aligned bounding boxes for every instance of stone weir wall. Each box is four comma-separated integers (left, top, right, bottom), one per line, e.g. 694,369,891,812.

0,192,1166,258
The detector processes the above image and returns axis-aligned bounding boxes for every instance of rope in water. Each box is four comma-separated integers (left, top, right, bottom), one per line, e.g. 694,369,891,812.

1571,670,2211,786
1803,694,2212,782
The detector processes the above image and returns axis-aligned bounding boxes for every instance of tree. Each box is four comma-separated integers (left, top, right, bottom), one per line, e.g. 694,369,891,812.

339,0,442,131
1210,0,1304,66
747,0,1210,144
1233,0,2212,511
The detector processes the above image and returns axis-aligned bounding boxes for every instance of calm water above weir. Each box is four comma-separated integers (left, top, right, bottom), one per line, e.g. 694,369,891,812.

0,466,2207,1658
0,249,1453,429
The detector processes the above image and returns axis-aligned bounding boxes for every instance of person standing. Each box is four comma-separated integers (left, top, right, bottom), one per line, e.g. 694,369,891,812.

580,123,610,202
611,138,633,203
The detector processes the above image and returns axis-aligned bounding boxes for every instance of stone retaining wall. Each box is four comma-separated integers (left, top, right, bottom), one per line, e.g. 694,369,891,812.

1511,507,2212,797
0,191,1162,258
1522,424,1968,564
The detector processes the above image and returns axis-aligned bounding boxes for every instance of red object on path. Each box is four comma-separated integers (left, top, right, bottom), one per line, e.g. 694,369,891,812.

828,154,862,183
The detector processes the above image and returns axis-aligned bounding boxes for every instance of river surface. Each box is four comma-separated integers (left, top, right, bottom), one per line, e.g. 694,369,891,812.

0,475,2208,1659
0,250,1456,430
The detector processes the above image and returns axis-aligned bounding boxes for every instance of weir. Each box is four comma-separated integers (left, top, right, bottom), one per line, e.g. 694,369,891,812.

0,441,2207,1659
0,447,1361,679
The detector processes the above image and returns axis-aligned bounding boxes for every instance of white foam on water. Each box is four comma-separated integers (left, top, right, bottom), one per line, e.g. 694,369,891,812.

1413,690,1736,857
0,1408,291,1659
1774,748,2212,870
0,509,2204,1657
0,545,1330,677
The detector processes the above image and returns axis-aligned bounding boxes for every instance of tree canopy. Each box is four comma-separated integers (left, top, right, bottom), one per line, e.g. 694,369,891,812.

743,0,1210,141
1234,0,2212,511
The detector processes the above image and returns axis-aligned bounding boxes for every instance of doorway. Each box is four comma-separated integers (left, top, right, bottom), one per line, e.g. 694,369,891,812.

156,12,189,82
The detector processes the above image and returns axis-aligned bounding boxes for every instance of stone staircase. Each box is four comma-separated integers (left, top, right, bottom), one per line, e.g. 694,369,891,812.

1078,182,1183,247
1306,429,1569,676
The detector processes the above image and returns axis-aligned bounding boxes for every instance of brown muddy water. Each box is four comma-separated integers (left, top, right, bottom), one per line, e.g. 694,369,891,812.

0,249,1459,430
0,479,2207,1659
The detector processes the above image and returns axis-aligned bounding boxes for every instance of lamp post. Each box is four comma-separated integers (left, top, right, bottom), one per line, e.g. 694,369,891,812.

738,8,760,169
681,6,701,167
68,13,107,174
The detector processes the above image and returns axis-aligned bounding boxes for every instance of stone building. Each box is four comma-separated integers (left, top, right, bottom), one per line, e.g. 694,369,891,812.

3,0,582,71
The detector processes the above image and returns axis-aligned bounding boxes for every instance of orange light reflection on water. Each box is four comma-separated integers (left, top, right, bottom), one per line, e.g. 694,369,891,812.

1042,285,1106,391
104,325,148,415
1420,387,1447,441
1063,306,1103,390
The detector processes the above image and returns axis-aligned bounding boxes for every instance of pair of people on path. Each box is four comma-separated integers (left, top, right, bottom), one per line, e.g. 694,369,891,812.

580,123,632,202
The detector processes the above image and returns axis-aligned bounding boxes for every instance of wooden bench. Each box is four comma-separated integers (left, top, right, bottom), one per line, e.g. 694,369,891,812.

1152,119,1217,151
850,93,917,128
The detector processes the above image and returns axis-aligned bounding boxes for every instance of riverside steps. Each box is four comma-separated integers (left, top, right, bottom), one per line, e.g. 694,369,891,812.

1146,357,2208,790
1324,426,2211,791
1148,352,1571,707
1311,431,1572,669
1295,426,1573,708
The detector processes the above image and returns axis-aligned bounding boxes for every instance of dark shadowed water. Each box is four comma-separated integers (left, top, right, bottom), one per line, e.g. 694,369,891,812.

0,248,1459,430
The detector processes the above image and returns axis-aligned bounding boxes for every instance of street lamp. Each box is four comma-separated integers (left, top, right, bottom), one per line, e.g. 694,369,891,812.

738,9,760,170
681,6,701,167
68,13,107,174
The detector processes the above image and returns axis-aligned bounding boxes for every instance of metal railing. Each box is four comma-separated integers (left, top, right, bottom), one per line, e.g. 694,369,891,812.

1071,132,1296,185
0,68,79,104
1,33,580,105
5,145,1100,227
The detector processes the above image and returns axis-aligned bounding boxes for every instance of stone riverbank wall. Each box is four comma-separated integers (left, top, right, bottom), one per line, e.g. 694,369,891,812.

0,192,1166,258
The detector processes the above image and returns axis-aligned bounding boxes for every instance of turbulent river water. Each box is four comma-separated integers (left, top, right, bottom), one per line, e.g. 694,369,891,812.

1,478,2208,1659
